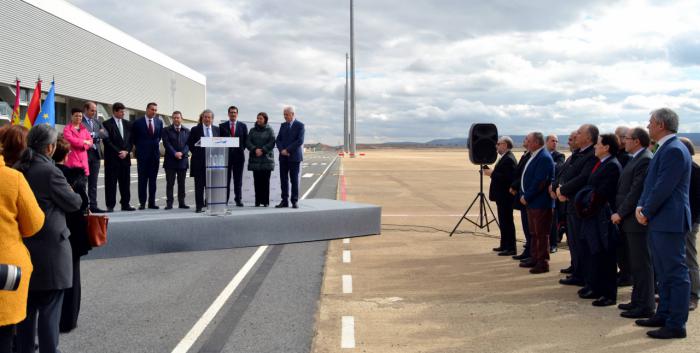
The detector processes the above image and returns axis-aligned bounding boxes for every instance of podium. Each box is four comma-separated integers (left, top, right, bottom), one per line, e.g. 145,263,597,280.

197,137,238,215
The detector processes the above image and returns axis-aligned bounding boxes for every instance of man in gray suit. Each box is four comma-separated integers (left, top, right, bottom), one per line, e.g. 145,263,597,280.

611,127,653,319
82,101,107,213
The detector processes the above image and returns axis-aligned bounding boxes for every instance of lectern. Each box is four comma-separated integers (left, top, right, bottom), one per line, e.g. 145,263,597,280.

197,137,238,215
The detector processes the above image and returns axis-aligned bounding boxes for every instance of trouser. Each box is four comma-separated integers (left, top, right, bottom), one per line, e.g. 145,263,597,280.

591,244,618,300
496,199,516,251
626,230,655,311
87,150,100,209
104,161,131,209
253,170,272,205
280,159,300,203
527,208,552,268
520,208,531,256
226,162,244,204
165,169,187,207
617,230,631,280
566,203,583,279
0,325,13,353
686,222,700,299
577,225,593,290
550,203,560,248
16,290,64,353
649,230,690,329
194,175,206,209
137,158,159,206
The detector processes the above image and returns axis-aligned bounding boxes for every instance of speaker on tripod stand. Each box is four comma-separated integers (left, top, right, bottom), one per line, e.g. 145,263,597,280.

450,123,499,236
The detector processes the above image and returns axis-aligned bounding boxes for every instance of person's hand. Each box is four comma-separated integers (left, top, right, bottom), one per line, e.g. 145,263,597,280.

611,213,622,224
549,191,557,199
557,194,568,202
281,149,289,156
509,187,517,196
175,152,183,159
483,168,492,176
118,151,128,159
84,140,93,147
520,196,527,206
256,148,263,157
635,207,648,225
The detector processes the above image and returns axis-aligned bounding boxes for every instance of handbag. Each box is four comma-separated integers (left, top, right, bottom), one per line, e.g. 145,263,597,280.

86,214,109,247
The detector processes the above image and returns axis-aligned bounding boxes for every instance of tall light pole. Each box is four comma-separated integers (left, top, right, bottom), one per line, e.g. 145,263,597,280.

344,52,350,153
349,0,357,157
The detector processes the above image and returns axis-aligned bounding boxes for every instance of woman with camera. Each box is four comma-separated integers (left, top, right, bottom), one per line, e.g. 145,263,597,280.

13,124,82,353
0,130,45,353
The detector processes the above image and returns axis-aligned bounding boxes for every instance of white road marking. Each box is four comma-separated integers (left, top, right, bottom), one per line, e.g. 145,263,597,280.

343,238,350,244
300,156,338,200
343,250,351,263
321,163,327,165
170,246,268,353
341,316,356,349
342,275,353,294
312,162,318,166
302,173,314,178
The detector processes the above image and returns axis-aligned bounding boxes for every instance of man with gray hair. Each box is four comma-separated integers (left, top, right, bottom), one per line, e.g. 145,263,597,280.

187,109,220,213
485,136,517,255
614,125,632,286
275,105,305,208
635,108,691,339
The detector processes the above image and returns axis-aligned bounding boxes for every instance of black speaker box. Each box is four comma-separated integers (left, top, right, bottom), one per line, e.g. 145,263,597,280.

468,123,498,164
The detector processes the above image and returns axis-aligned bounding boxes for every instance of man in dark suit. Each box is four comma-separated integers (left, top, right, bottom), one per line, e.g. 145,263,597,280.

131,102,163,210
187,109,220,213
635,108,692,339
82,101,107,213
510,136,532,261
102,102,135,212
485,136,517,256
551,131,578,271
219,106,248,207
611,127,653,318
614,125,633,286
546,134,566,253
162,111,190,210
519,132,555,274
557,124,599,286
615,126,632,169
679,137,700,312
275,106,305,209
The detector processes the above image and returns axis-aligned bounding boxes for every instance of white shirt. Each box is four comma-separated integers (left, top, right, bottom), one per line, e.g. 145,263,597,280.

655,133,676,151
521,146,545,192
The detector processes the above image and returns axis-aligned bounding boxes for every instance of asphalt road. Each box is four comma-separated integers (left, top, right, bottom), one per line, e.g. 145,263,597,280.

60,151,339,353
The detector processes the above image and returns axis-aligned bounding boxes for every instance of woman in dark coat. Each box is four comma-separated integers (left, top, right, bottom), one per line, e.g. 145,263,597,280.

52,137,92,332
246,112,276,207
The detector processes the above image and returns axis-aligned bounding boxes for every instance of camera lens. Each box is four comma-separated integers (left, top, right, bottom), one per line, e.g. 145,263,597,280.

0,264,22,291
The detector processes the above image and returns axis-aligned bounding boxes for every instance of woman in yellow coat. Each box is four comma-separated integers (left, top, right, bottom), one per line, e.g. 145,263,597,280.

0,153,44,351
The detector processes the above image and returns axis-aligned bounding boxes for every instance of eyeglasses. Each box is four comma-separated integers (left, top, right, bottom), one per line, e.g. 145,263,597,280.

623,136,636,140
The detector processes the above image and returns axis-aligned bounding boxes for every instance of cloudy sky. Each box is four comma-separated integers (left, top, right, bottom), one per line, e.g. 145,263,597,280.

68,0,700,144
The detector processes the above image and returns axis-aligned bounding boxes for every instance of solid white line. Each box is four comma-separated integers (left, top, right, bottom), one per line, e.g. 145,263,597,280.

300,156,338,200
343,238,350,244
341,316,356,349
343,250,351,263
170,246,268,353
342,275,353,294
302,173,314,178
383,214,475,217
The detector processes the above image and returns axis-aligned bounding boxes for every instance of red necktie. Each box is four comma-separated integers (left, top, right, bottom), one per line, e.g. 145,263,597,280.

231,122,235,137
592,160,601,173
148,119,154,136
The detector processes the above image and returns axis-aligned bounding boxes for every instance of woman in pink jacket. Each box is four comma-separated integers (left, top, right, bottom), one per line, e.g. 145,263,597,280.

62,108,92,176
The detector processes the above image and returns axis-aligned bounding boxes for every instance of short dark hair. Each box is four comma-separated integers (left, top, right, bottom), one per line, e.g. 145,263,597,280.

52,136,71,163
530,132,545,146
83,101,96,110
147,102,158,109
228,106,238,113
71,108,82,115
257,112,269,124
112,102,125,112
680,137,695,156
172,111,182,117
630,127,650,148
599,133,619,156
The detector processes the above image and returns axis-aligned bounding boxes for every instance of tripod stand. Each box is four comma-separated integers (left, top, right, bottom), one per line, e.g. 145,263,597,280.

449,165,499,236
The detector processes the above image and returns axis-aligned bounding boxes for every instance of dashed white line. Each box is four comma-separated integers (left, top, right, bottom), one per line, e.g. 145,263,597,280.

343,238,350,244
302,173,314,178
341,316,356,349
343,250,351,264
342,275,353,294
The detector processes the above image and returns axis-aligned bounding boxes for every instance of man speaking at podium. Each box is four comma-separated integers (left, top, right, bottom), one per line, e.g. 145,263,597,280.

187,109,220,213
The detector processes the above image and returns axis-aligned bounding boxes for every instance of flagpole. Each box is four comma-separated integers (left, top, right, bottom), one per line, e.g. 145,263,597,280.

349,0,357,158
344,53,350,154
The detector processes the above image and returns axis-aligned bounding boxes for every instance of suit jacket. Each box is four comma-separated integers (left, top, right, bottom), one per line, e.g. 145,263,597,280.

162,125,190,170
617,150,631,169
82,116,105,160
187,124,220,178
550,150,565,175
615,149,652,233
511,151,530,210
638,136,692,233
559,145,598,199
131,116,164,162
690,162,700,224
276,120,305,162
22,153,82,290
103,117,133,166
488,150,516,203
219,120,248,165
521,148,555,209
586,156,622,213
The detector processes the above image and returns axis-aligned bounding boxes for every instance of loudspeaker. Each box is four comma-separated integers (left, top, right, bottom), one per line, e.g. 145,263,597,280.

468,123,498,164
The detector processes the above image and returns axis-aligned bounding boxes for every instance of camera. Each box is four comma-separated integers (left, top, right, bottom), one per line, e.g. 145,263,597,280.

0,264,22,291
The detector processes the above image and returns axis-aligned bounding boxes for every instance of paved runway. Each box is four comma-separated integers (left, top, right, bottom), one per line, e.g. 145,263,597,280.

60,151,339,353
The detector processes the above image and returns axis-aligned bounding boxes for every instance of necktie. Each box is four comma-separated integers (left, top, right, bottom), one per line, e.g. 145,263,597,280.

117,119,123,138
592,160,601,173
231,122,235,137
148,119,154,136
206,127,210,137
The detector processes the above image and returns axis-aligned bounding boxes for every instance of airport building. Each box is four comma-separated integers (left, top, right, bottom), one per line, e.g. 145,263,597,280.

0,0,206,126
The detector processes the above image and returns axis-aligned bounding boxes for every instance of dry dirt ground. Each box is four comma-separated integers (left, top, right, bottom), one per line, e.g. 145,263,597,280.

311,148,699,353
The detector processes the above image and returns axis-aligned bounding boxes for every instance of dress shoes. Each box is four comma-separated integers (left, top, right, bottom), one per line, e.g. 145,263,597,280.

292,202,298,209
690,296,698,311
559,277,584,286
195,208,204,213
512,253,530,260
519,260,536,268
578,289,598,299
165,205,173,210
635,316,666,328
122,205,136,211
492,247,504,252
179,204,190,209
148,204,160,210
646,327,686,339
235,201,244,207
498,249,516,256
560,266,573,274
529,266,549,274
275,202,289,208
592,297,616,307
617,302,636,311
139,204,146,210
106,208,114,213
90,207,106,213
620,308,654,319
549,246,558,253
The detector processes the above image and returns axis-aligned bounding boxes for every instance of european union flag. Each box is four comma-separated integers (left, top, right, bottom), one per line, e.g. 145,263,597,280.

35,81,55,127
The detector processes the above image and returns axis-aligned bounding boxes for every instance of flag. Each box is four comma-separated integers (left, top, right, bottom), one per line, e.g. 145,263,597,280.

22,79,41,129
34,81,55,127
10,79,21,125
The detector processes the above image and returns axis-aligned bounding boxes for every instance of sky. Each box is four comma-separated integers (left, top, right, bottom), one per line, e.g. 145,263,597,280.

67,0,700,145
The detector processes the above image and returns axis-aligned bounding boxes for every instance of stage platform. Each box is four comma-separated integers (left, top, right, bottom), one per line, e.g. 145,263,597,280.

85,199,381,259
